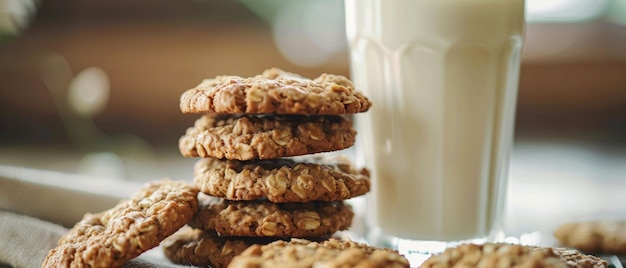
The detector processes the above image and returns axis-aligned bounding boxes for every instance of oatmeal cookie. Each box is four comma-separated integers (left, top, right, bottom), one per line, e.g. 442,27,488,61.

42,179,199,268
179,68,371,115
554,220,626,254
179,114,356,160
420,243,607,268
193,155,370,202
188,195,353,238
553,247,609,268
162,226,278,268
228,238,409,268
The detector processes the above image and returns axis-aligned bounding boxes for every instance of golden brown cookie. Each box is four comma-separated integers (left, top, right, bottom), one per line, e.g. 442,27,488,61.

419,243,607,268
179,114,356,160
227,238,410,268
42,179,199,268
162,226,278,268
188,195,353,238
179,68,372,115
553,247,609,268
554,220,626,254
193,155,370,202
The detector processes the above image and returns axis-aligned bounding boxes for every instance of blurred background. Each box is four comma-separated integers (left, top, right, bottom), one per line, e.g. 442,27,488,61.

0,0,625,240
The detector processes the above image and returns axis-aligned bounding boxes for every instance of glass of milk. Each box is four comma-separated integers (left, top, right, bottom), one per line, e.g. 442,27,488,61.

345,0,525,263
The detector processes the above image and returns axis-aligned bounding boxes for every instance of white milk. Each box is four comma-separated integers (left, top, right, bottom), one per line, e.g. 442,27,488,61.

345,0,525,241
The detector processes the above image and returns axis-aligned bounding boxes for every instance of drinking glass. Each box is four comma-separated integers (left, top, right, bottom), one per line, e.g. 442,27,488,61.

344,0,526,264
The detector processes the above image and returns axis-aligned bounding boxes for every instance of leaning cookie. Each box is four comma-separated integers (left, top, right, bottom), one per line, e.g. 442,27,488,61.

227,238,409,268
188,195,353,238
162,226,279,268
179,68,372,115
554,220,626,255
419,243,607,268
42,179,199,268
179,114,356,160
193,155,370,202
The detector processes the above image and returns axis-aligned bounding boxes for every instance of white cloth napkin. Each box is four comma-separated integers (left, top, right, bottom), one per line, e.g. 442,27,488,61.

0,211,66,268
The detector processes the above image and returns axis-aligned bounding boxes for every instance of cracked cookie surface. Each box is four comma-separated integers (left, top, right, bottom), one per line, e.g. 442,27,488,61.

420,243,607,268
179,68,372,115
193,155,370,202
42,179,199,268
188,195,353,238
228,238,410,268
179,114,356,160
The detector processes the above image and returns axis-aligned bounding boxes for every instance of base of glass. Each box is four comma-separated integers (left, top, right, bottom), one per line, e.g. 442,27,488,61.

366,227,506,266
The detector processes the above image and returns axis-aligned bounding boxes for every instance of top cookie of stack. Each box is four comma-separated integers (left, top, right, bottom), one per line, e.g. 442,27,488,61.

178,68,372,161
180,67,371,115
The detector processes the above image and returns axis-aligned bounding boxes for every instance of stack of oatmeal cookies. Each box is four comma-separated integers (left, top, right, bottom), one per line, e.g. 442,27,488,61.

163,68,374,267
41,68,609,268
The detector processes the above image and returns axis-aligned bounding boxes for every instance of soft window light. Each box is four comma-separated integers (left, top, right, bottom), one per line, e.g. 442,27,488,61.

241,0,616,67
272,0,345,67
526,0,609,22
